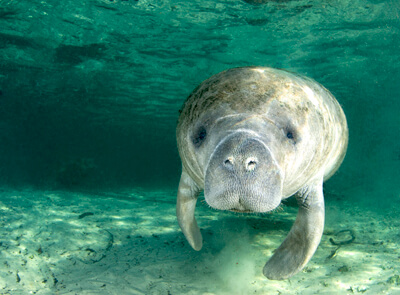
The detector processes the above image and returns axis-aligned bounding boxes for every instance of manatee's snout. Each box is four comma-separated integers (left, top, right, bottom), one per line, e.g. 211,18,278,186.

205,133,283,213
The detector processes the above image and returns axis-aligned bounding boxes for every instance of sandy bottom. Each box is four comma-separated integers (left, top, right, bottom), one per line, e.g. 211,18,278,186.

0,187,399,295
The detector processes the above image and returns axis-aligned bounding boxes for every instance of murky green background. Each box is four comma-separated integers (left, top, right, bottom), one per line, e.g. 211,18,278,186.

0,0,399,198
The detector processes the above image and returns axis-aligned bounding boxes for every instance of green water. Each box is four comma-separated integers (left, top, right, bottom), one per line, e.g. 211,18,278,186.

0,0,399,294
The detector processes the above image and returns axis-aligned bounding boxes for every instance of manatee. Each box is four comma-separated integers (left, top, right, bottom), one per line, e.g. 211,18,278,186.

176,67,348,280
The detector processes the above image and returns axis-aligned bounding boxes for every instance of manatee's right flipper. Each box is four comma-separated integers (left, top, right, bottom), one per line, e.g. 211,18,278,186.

176,168,203,251
263,177,325,280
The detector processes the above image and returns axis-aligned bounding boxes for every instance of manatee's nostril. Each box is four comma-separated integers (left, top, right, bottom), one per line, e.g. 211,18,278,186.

246,157,257,172
224,157,234,169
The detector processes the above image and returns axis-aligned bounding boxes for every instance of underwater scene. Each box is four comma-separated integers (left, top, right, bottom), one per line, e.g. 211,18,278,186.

0,0,400,294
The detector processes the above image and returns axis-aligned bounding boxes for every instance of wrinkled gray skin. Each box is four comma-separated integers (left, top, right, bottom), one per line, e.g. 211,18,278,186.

176,67,348,280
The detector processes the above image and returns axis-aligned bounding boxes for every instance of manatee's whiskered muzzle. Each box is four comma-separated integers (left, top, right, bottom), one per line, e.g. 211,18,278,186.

204,133,283,213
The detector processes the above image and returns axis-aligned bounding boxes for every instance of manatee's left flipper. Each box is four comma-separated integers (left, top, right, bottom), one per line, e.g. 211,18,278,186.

263,177,325,280
176,168,203,251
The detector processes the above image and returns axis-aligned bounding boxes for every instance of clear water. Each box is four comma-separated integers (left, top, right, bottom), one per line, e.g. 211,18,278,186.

0,0,399,294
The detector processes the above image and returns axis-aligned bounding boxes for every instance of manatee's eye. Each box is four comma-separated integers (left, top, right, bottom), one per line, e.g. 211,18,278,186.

193,126,207,147
285,128,299,144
